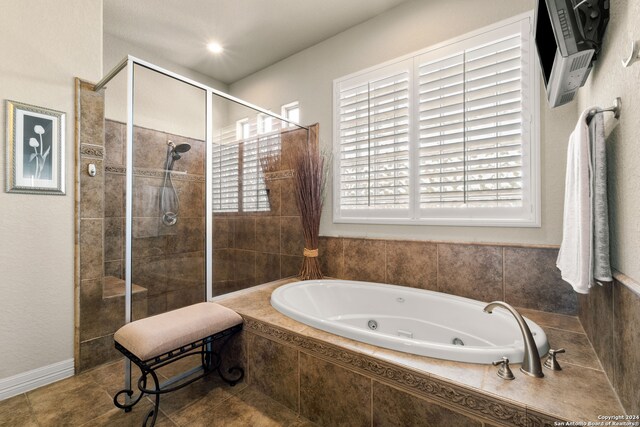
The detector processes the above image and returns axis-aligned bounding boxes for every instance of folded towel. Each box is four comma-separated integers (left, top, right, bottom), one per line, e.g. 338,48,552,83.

557,108,612,294
590,112,612,283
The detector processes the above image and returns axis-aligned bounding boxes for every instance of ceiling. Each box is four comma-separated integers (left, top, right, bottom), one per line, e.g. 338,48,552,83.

103,0,411,85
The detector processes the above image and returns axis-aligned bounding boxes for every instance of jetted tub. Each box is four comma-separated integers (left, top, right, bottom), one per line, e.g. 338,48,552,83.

271,280,549,364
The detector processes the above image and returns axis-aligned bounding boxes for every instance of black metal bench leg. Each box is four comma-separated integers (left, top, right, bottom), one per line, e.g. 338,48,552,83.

212,330,245,386
113,367,147,413
143,369,161,427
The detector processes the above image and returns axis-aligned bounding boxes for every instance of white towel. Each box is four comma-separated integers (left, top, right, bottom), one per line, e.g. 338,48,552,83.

557,108,612,294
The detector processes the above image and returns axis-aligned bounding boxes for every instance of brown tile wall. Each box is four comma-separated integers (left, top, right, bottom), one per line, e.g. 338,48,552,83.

104,119,206,317
578,274,640,414
76,82,149,372
244,328,520,427
319,237,578,315
212,128,309,296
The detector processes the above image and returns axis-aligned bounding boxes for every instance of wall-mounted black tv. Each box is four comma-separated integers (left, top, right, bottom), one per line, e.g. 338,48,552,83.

535,0,609,107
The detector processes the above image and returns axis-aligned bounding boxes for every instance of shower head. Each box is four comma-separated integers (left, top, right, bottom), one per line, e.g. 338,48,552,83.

173,143,191,154
167,141,191,164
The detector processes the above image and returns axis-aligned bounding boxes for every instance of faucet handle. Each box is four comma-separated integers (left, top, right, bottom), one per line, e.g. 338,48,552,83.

544,348,565,371
492,356,515,380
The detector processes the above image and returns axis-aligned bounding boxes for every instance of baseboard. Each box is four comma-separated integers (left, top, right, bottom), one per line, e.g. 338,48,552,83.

0,359,74,401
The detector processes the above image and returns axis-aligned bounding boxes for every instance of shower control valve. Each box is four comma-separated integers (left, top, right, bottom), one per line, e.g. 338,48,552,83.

492,356,515,380
544,348,565,371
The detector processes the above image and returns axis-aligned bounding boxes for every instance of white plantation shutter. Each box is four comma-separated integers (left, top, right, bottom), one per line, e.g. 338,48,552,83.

212,126,239,212
333,14,538,226
418,28,525,210
337,60,412,217
212,119,281,213
242,122,280,212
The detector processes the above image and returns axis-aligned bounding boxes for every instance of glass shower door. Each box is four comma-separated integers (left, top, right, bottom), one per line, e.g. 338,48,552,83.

130,63,208,320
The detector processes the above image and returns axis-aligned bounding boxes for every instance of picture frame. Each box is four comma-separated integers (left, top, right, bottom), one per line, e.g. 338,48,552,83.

5,100,65,195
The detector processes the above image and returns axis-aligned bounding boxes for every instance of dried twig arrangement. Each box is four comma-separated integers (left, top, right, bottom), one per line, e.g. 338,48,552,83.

284,125,326,280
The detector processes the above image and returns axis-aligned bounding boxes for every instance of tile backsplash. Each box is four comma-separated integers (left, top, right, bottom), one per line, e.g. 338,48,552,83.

319,236,578,315
579,274,640,415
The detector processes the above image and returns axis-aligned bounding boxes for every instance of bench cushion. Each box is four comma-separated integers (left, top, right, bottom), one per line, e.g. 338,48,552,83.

114,302,243,361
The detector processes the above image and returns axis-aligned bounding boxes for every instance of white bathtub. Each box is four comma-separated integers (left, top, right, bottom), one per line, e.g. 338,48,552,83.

271,280,549,364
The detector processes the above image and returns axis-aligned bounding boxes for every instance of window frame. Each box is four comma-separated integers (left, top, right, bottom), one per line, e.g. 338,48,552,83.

332,12,540,227
281,101,300,127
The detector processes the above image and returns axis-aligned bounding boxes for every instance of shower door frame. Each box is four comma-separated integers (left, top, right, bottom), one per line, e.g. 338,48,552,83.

94,55,306,396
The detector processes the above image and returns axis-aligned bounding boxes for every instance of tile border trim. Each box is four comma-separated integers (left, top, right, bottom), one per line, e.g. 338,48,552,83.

80,143,104,159
264,170,294,181
104,165,205,182
320,235,561,251
613,270,640,297
243,317,564,427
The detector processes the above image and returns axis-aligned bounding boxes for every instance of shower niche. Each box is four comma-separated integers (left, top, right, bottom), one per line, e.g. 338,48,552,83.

76,57,309,372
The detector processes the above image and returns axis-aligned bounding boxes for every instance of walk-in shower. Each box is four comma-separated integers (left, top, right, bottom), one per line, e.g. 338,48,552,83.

160,140,191,225
76,55,309,387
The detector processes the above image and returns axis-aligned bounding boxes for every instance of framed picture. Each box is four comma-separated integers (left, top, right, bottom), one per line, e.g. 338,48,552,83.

6,100,65,194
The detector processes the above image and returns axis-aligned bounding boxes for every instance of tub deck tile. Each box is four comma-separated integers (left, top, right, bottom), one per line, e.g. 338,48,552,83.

481,363,621,423
517,307,584,334
214,278,624,425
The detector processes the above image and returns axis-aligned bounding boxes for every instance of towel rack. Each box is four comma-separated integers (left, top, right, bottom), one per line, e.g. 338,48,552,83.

587,97,621,121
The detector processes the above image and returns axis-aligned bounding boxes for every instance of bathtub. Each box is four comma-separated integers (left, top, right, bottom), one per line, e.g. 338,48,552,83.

271,280,549,364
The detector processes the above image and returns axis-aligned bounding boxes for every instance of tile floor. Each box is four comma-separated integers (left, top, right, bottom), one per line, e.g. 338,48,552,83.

0,357,316,427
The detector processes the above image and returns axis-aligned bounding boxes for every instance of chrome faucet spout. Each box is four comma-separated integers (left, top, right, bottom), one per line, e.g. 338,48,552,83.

483,301,544,378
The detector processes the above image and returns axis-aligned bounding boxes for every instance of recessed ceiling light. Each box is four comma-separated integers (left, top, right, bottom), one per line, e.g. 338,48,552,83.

207,42,224,54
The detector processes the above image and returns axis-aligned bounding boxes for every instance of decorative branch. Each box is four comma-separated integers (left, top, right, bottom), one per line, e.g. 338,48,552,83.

283,124,327,280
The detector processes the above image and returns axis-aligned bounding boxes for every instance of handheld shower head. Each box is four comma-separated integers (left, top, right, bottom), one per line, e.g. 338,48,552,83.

173,143,191,153
166,141,192,167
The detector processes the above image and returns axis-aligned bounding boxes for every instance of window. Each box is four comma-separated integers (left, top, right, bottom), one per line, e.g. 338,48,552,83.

333,13,539,226
258,113,274,134
281,101,300,127
213,116,281,213
212,126,240,213
236,118,250,140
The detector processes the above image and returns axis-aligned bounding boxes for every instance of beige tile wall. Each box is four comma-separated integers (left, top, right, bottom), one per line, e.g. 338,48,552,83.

212,128,309,296
579,275,640,414
319,236,578,315
103,119,206,317
77,82,147,372
241,326,553,427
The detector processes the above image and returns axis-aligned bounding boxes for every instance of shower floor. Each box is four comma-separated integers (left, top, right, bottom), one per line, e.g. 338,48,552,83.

0,357,316,426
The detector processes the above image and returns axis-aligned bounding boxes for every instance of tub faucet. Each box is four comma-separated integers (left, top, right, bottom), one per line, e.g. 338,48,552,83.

483,301,544,378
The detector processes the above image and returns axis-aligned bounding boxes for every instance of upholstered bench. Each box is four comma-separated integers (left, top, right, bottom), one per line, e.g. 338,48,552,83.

112,302,244,427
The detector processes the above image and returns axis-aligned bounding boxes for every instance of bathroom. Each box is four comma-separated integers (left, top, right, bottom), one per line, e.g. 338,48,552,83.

0,0,638,425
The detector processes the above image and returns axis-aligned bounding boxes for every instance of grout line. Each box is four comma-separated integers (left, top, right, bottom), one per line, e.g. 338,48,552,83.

436,244,440,292
611,284,617,390
560,360,608,373
370,377,374,426
502,247,506,302
24,392,42,427
341,237,345,279
543,325,587,335
297,350,301,415
384,241,387,283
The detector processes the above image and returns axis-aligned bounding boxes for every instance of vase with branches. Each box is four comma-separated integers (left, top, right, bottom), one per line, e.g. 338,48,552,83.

287,124,326,279
261,124,327,280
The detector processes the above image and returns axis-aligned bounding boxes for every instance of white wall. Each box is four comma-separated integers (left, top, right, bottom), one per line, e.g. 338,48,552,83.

104,33,230,140
577,0,640,282
0,0,103,378
230,0,578,245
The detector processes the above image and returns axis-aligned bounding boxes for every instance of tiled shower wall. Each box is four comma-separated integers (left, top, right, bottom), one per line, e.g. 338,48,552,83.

103,119,206,316
319,236,578,315
76,81,147,372
212,128,309,295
